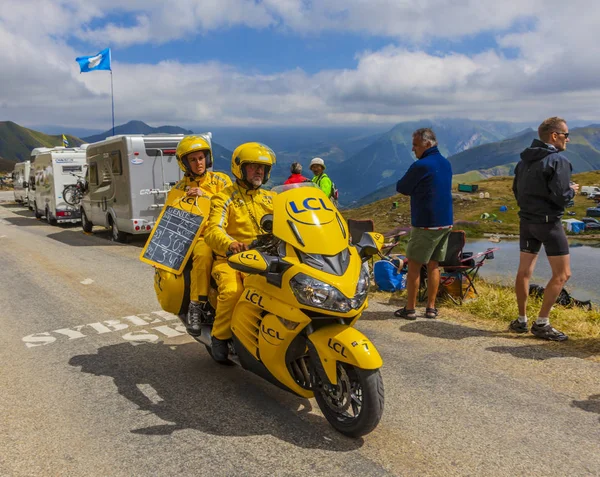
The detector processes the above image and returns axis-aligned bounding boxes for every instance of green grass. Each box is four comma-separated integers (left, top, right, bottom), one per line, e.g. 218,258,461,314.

373,280,600,356
344,170,600,238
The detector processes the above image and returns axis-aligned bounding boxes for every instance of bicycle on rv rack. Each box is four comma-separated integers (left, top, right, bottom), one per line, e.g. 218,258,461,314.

63,173,87,206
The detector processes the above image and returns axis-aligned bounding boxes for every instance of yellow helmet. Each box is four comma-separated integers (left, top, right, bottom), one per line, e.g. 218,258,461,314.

176,135,212,174
231,142,276,184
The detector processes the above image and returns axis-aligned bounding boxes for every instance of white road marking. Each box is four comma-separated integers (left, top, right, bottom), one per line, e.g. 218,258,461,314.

23,311,185,348
136,384,164,404
80,278,94,285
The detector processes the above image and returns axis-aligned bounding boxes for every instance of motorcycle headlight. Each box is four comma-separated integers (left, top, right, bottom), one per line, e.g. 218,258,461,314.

351,265,370,309
290,272,368,313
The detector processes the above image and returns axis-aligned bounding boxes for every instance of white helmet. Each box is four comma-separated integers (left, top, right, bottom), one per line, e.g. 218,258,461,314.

310,157,325,170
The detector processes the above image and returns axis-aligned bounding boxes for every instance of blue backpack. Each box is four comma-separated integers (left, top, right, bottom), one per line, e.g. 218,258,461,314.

374,258,407,292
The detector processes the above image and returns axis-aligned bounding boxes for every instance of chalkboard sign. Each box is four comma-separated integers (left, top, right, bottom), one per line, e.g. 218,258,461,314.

140,206,204,274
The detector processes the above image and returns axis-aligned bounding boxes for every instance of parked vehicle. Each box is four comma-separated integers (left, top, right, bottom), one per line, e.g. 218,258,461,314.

81,134,187,242
586,207,600,218
12,161,31,204
581,186,600,196
31,147,87,225
27,147,54,210
581,217,600,225
584,222,600,231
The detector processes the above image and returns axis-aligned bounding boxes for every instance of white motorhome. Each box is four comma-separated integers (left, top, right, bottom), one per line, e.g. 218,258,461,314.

12,161,31,204
81,134,188,242
27,147,53,210
581,186,600,196
31,147,87,225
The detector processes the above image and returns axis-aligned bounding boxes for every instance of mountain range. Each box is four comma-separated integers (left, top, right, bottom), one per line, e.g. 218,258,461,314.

3,119,600,207
328,118,530,204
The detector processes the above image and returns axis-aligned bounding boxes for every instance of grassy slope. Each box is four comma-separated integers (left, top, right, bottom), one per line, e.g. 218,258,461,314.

344,170,600,237
0,121,83,170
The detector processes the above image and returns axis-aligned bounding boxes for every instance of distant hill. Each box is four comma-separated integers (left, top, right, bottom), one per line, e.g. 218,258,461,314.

0,121,84,170
0,157,17,172
83,120,193,143
450,126,600,174
351,164,517,208
81,120,234,172
344,170,600,237
328,118,526,205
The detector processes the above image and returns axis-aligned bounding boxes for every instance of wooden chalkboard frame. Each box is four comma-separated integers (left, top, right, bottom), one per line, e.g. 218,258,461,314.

140,205,205,274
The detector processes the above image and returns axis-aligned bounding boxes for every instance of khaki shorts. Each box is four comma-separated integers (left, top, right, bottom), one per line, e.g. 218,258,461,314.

406,227,452,265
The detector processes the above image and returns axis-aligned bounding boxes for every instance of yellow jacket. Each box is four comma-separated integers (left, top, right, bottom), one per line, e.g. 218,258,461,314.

205,183,276,256
166,171,232,206
161,172,231,233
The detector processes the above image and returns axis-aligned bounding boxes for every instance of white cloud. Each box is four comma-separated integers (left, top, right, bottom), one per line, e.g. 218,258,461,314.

0,0,599,130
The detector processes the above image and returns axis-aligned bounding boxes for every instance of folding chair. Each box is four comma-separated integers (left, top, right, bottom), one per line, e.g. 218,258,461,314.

347,219,408,283
347,219,408,256
347,218,375,245
418,230,498,304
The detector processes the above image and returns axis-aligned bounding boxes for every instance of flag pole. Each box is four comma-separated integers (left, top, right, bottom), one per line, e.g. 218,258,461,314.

110,70,115,136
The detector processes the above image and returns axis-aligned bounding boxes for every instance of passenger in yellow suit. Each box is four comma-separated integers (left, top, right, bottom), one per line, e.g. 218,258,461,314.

167,135,231,335
204,142,276,362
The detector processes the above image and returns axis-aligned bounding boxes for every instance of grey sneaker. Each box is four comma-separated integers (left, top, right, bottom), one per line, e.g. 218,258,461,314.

186,302,202,336
531,323,568,342
509,319,528,334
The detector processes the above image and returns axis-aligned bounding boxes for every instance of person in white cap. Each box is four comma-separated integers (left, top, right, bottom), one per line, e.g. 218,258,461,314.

309,157,334,199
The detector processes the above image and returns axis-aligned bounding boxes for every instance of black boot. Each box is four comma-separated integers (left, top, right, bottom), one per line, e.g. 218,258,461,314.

211,336,230,363
186,302,202,336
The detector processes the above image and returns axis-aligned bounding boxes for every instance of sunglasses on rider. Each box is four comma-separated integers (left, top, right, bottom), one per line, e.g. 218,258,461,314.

554,131,570,138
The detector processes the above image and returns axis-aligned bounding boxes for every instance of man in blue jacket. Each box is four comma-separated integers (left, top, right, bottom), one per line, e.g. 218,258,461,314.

510,117,579,341
395,128,453,320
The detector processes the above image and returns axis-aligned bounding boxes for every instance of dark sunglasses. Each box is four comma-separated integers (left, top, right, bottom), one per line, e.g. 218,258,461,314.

554,131,570,138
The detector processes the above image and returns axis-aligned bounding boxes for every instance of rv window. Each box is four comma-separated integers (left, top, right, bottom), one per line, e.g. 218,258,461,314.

62,165,82,174
88,163,99,185
110,151,123,175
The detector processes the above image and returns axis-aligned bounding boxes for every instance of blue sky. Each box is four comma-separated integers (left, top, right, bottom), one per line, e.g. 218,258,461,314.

1,0,599,130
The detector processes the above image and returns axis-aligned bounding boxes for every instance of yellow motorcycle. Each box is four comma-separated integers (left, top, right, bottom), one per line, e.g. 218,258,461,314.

152,183,385,437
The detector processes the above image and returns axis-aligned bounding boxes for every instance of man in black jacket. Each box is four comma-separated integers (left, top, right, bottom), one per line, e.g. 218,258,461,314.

510,117,579,341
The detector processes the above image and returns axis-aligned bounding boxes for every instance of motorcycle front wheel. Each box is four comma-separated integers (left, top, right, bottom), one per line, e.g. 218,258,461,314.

314,363,384,438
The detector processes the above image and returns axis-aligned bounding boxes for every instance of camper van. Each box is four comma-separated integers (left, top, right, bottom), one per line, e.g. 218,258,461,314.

31,147,87,225
27,147,54,210
12,161,31,204
582,186,600,196
81,134,187,242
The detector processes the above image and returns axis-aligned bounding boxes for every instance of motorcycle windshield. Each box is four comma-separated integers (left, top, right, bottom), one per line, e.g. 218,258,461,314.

271,183,348,255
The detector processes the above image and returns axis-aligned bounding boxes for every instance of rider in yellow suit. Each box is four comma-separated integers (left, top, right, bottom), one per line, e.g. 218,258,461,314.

204,142,276,362
168,135,231,335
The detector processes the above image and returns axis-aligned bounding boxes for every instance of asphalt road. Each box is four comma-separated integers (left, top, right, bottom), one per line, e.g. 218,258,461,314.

1,194,599,477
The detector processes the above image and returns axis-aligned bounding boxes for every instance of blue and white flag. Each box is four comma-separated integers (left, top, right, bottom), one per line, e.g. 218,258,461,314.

75,48,111,73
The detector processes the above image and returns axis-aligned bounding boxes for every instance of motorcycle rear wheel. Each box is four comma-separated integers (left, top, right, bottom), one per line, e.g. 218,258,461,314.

314,363,384,438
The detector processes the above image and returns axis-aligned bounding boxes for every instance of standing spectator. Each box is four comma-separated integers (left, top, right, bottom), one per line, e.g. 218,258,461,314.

284,162,309,185
394,128,453,320
510,117,579,341
310,157,333,197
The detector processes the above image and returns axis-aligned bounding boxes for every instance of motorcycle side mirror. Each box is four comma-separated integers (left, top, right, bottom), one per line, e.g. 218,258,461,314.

228,250,269,275
260,214,273,233
356,232,385,261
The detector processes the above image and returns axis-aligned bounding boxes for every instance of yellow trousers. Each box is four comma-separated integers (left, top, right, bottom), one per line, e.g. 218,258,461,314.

190,237,213,302
211,258,244,340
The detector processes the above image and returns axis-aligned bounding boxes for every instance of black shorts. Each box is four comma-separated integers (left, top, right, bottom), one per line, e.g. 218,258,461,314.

519,221,569,256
